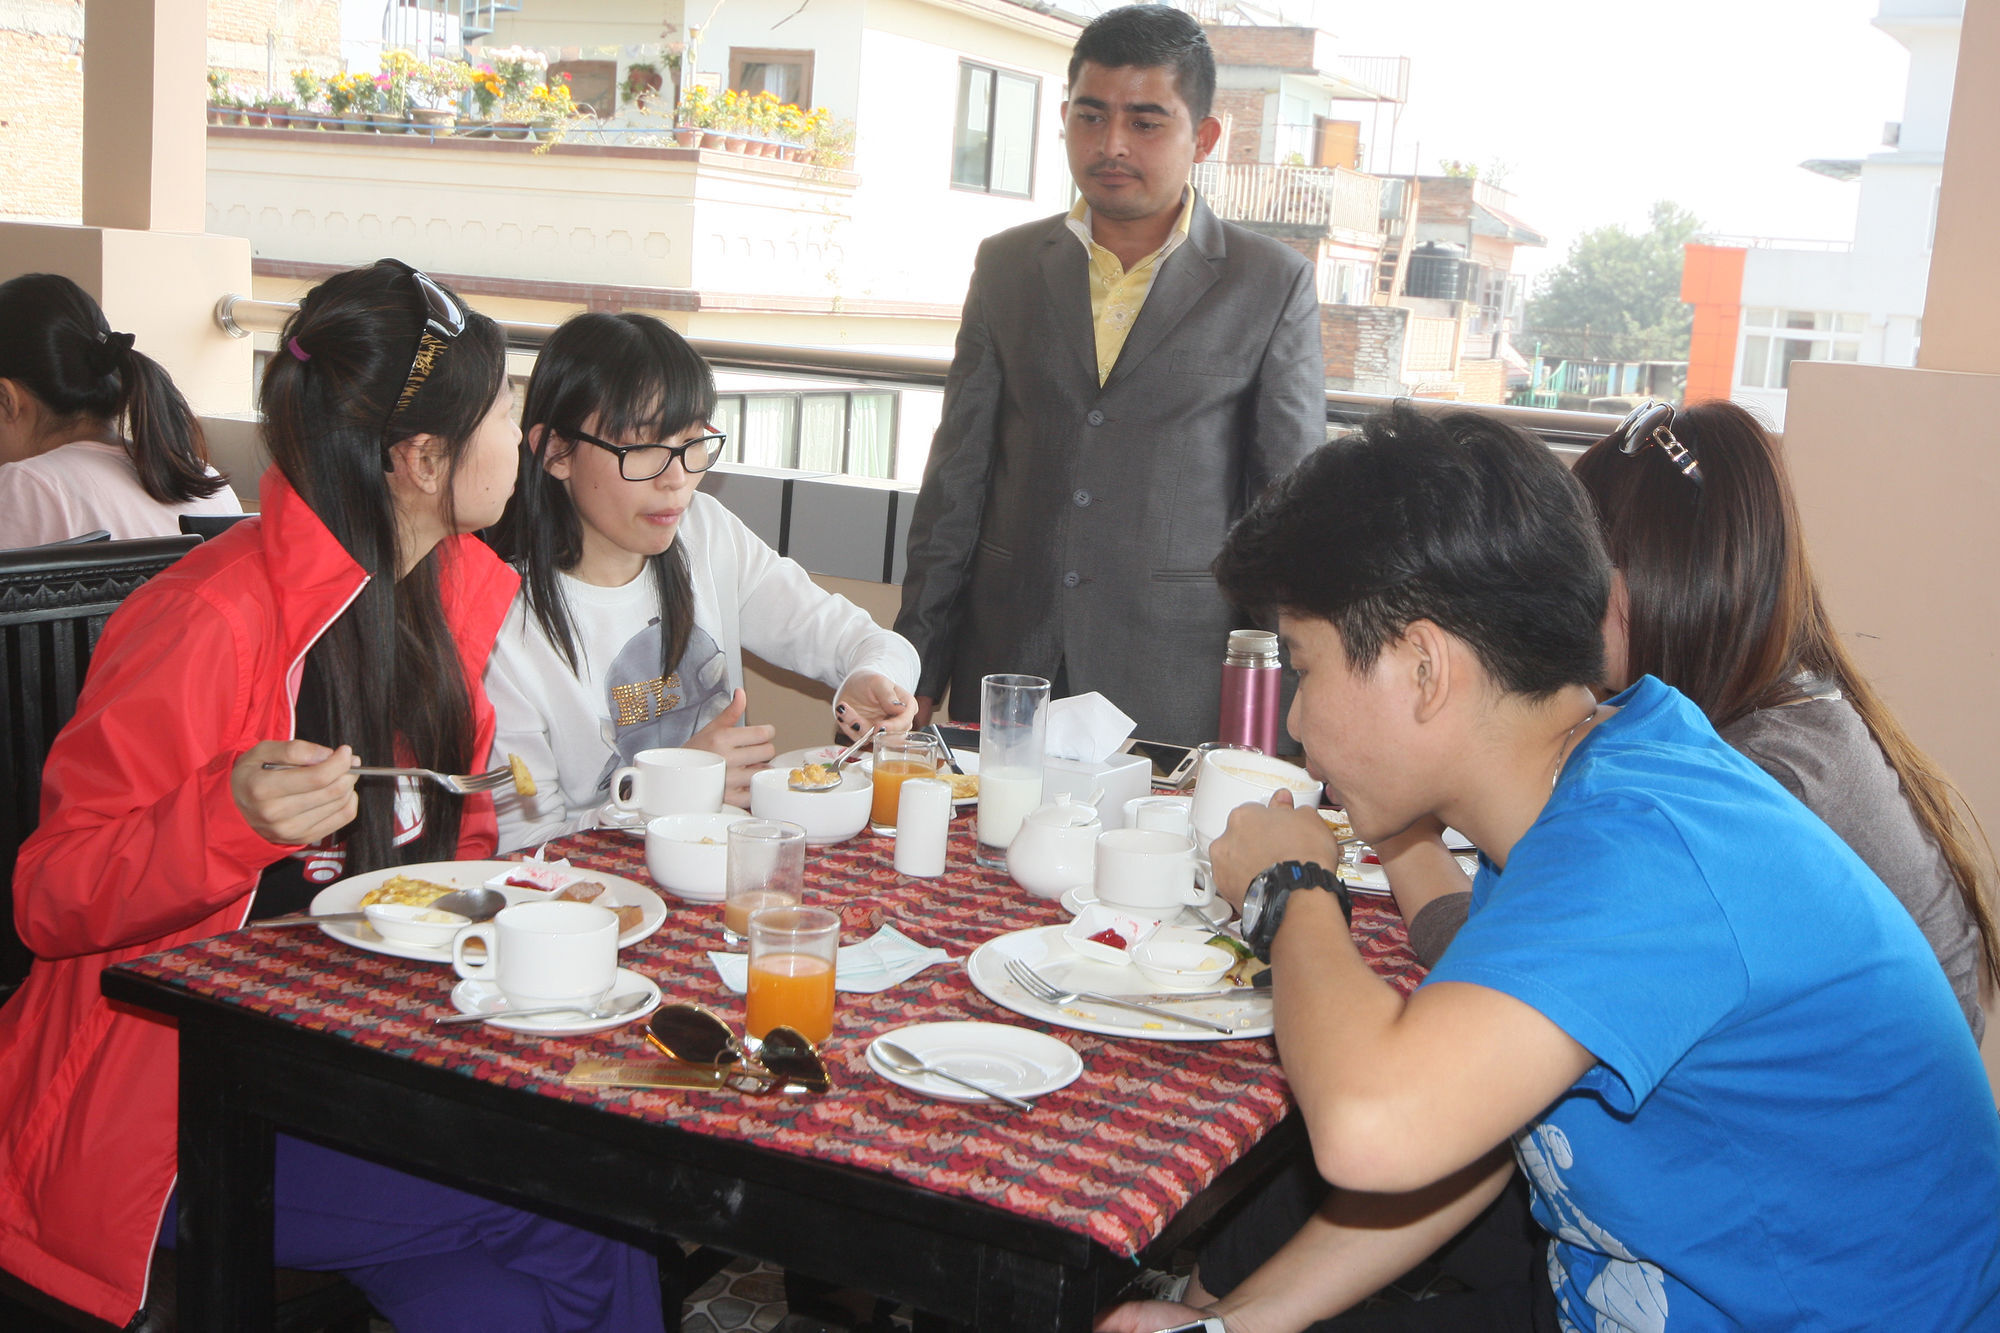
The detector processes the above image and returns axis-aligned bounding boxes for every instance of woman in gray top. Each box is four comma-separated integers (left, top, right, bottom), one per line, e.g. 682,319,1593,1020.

1400,399,1994,1039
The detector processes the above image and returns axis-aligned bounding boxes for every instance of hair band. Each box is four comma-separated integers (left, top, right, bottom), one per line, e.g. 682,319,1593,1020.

287,337,312,362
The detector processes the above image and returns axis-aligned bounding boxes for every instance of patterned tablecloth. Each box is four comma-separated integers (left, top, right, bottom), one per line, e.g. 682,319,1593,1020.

117,819,1423,1260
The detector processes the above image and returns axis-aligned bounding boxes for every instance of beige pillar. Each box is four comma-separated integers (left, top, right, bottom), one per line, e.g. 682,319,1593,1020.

82,0,209,233
1918,0,2000,374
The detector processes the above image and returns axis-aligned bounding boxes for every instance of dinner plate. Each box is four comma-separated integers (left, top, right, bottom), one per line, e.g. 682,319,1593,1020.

1059,883,1235,927
866,1021,1082,1103
309,860,667,964
599,802,749,832
448,967,662,1035
966,925,1272,1042
775,748,980,807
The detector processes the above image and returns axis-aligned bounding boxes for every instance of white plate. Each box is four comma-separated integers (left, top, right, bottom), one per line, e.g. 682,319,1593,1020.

309,860,666,964
1335,861,1393,896
599,802,749,832
866,1021,1082,1103
966,925,1272,1042
449,967,662,1035
1059,883,1235,927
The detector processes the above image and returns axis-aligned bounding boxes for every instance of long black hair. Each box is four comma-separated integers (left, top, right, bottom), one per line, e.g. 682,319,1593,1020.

490,312,715,680
260,261,507,873
0,272,226,503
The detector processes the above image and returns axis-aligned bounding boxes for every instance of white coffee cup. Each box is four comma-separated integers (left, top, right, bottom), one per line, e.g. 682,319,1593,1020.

610,747,726,820
1123,795,1193,839
1094,828,1215,914
452,900,618,1011
1189,750,1322,850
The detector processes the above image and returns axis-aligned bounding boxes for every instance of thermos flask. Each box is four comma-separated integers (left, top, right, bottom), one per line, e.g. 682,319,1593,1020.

1217,629,1281,756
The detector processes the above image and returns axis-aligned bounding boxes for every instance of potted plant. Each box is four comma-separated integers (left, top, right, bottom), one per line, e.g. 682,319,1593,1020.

805,108,855,171
487,45,549,139
259,89,300,129
237,85,272,128
717,88,749,152
622,61,662,110
745,90,782,156
678,84,719,148
206,69,237,125
289,68,327,128
412,57,471,133
776,101,809,160
524,73,579,147
370,49,419,131
469,64,503,122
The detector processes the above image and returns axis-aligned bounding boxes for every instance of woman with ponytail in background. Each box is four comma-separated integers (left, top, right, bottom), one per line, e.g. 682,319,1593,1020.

0,272,241,545
0,261,663,1331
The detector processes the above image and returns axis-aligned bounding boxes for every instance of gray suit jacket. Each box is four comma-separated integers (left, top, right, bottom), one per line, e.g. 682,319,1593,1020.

896,196,1325,746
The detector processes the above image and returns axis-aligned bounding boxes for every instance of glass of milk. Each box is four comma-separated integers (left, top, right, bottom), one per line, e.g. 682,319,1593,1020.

974,674,1051,869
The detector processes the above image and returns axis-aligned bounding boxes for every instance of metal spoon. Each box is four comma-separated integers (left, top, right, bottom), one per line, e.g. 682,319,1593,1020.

433,988,654,1028
873,1039,1034,1111
249,887,508,929
788,724,880,791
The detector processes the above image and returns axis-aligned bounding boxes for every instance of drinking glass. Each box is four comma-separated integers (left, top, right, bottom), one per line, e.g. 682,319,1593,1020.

746,904,839,1048
723,819,806,946
975,673,1050,869
870,731,942,835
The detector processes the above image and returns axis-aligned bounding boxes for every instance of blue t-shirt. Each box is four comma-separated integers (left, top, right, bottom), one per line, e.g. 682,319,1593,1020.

1428,677,2000,1332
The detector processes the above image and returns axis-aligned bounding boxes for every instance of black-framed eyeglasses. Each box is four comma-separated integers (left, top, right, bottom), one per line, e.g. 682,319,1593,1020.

644,1002,830,1094
378,259,467,439
1605,399,1702,487
569,428,728,482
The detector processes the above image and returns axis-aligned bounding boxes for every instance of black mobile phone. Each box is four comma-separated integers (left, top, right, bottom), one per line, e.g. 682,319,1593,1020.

1127,738,1198,786
933,723,981,755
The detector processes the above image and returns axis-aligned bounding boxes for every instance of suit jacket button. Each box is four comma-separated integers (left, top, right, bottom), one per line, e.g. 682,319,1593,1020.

1072,489,1091,507
1062,572,1080,588
1086,409,1105,426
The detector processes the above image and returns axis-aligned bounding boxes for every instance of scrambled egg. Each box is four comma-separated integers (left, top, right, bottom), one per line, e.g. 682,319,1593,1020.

358,875,456,908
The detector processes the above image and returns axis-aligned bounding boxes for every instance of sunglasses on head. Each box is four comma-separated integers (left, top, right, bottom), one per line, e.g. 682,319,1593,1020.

1605,399,1702,487
644,1002,831,1095
376,259,469,455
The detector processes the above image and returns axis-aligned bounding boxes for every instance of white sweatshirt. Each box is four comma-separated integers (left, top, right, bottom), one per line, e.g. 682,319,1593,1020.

485,491,918,851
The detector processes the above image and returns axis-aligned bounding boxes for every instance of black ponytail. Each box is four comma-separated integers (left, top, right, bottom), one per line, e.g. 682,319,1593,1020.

0,273,225,504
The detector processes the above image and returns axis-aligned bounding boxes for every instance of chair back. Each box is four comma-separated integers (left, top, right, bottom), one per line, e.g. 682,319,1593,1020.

0,535,200,998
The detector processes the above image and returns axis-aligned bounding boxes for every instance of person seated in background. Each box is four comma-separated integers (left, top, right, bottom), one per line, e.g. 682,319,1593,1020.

0,261,663,1331
485,311,917,843
0,272,242,545
1099,405,2000,1333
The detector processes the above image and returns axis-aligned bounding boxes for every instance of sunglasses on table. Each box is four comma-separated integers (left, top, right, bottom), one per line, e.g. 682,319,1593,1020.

576,1002,832,1095
569,428,729,482
1604,399,1702,487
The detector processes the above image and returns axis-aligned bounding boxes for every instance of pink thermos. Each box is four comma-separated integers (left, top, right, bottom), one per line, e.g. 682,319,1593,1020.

1218,629,1281,756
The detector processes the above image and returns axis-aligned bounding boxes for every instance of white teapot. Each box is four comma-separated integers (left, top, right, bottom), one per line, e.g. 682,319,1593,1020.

1008,792,1102,900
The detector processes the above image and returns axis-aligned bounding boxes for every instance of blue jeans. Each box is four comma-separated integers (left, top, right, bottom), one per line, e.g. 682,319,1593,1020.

161,1134,663,1332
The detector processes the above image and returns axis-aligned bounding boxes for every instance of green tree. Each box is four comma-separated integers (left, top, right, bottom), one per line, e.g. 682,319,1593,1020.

1527,201,1700,361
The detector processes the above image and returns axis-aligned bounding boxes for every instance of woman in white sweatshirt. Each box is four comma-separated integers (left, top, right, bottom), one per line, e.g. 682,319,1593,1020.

485,313,917,851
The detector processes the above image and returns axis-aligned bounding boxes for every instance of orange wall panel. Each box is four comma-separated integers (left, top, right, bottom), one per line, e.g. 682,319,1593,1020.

1681,243,1746,405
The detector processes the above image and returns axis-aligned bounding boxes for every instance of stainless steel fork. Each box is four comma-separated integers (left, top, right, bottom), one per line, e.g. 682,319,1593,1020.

1003,959,1236,1035
260,761,516,795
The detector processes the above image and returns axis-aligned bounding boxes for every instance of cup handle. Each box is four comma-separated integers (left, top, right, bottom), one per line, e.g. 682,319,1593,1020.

609,766,640,811
1184,858,1218,909
453,923,498,980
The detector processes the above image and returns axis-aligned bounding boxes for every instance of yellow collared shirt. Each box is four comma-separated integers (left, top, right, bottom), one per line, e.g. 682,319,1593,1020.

1065,189,1195,385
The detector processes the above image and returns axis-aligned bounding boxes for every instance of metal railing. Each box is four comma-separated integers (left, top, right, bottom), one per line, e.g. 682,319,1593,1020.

1192,162,1384,234
213,295,1619,453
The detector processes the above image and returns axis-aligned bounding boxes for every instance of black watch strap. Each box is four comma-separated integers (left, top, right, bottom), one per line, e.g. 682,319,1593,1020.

1247,861,1352,963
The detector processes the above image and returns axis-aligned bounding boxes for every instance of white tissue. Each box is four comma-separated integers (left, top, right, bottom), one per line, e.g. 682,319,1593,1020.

1043,692,1137,764
708,925,952,995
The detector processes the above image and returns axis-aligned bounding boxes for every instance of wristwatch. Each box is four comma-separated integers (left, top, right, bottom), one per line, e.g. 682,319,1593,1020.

1240,860,1351,963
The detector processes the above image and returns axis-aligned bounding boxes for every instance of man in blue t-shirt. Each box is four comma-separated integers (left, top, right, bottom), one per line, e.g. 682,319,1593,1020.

1099,407,2000,1333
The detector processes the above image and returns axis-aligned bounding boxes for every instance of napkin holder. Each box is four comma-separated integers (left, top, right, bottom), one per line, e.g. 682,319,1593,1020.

1042,751,1150,829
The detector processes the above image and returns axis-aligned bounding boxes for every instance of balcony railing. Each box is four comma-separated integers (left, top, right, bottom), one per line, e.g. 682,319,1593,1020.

1192,161,1384,235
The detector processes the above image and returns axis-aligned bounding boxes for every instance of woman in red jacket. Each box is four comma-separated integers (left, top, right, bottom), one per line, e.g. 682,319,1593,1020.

0,263,662,1330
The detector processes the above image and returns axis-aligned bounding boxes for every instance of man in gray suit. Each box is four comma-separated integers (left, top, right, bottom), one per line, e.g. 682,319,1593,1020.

896,4,1326,748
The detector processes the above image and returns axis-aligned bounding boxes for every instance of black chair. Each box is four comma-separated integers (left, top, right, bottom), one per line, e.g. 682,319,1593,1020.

177,513,257,542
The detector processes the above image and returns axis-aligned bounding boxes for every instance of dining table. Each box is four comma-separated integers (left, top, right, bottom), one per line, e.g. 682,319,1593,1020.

101,813,1425,1331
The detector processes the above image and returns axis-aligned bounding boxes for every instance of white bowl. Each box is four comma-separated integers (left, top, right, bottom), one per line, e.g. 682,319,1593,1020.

748,766,872,845
363,901,471,949
1061,903,1158,966
1129,928,1235,990
645,811,752,902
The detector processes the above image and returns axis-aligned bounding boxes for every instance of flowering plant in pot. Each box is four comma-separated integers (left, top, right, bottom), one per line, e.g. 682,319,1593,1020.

677,84,721,146
205,69,242,125
289,68,328,127
469,65,504,119
370,48,419,129
744,90,783,154
412,57,472,132
622,61,663,109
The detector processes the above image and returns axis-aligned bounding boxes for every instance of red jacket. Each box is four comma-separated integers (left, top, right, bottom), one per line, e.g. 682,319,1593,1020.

0,471,519,1323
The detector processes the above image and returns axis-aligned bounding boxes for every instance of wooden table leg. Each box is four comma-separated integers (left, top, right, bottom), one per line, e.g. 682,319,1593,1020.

967,1247,1102,1330
177,1019,276,1329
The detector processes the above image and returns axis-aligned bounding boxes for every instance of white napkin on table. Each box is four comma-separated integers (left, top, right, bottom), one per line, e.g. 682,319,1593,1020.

1044,692,1137,764
708,925,951,995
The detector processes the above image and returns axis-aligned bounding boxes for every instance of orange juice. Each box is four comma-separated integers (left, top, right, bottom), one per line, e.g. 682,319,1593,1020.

870,758,938,829
723,889,795,938
746,952,835,1043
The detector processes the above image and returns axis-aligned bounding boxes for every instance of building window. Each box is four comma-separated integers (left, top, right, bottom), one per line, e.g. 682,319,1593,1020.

1738,309,1864,389
713,391,899,479
1317,258,1375,306
952,62,1038,197
730,48,814,106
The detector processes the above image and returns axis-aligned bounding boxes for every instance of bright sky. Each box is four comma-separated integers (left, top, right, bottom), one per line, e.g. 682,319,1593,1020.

1322,0,1912,279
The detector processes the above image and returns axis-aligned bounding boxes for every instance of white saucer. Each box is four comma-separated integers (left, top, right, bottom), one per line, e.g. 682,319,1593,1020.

866,1022,1082,1104
448,968,662,1035
599,802,748,832
1059,883,1234,927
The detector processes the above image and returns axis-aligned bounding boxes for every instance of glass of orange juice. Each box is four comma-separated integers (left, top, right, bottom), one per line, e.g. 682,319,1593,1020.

723,819,806,946
870,731,941,836
745,904,839,1047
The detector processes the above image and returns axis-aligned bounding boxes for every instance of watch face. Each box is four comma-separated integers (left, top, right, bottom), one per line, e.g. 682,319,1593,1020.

1241,875,1267,938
